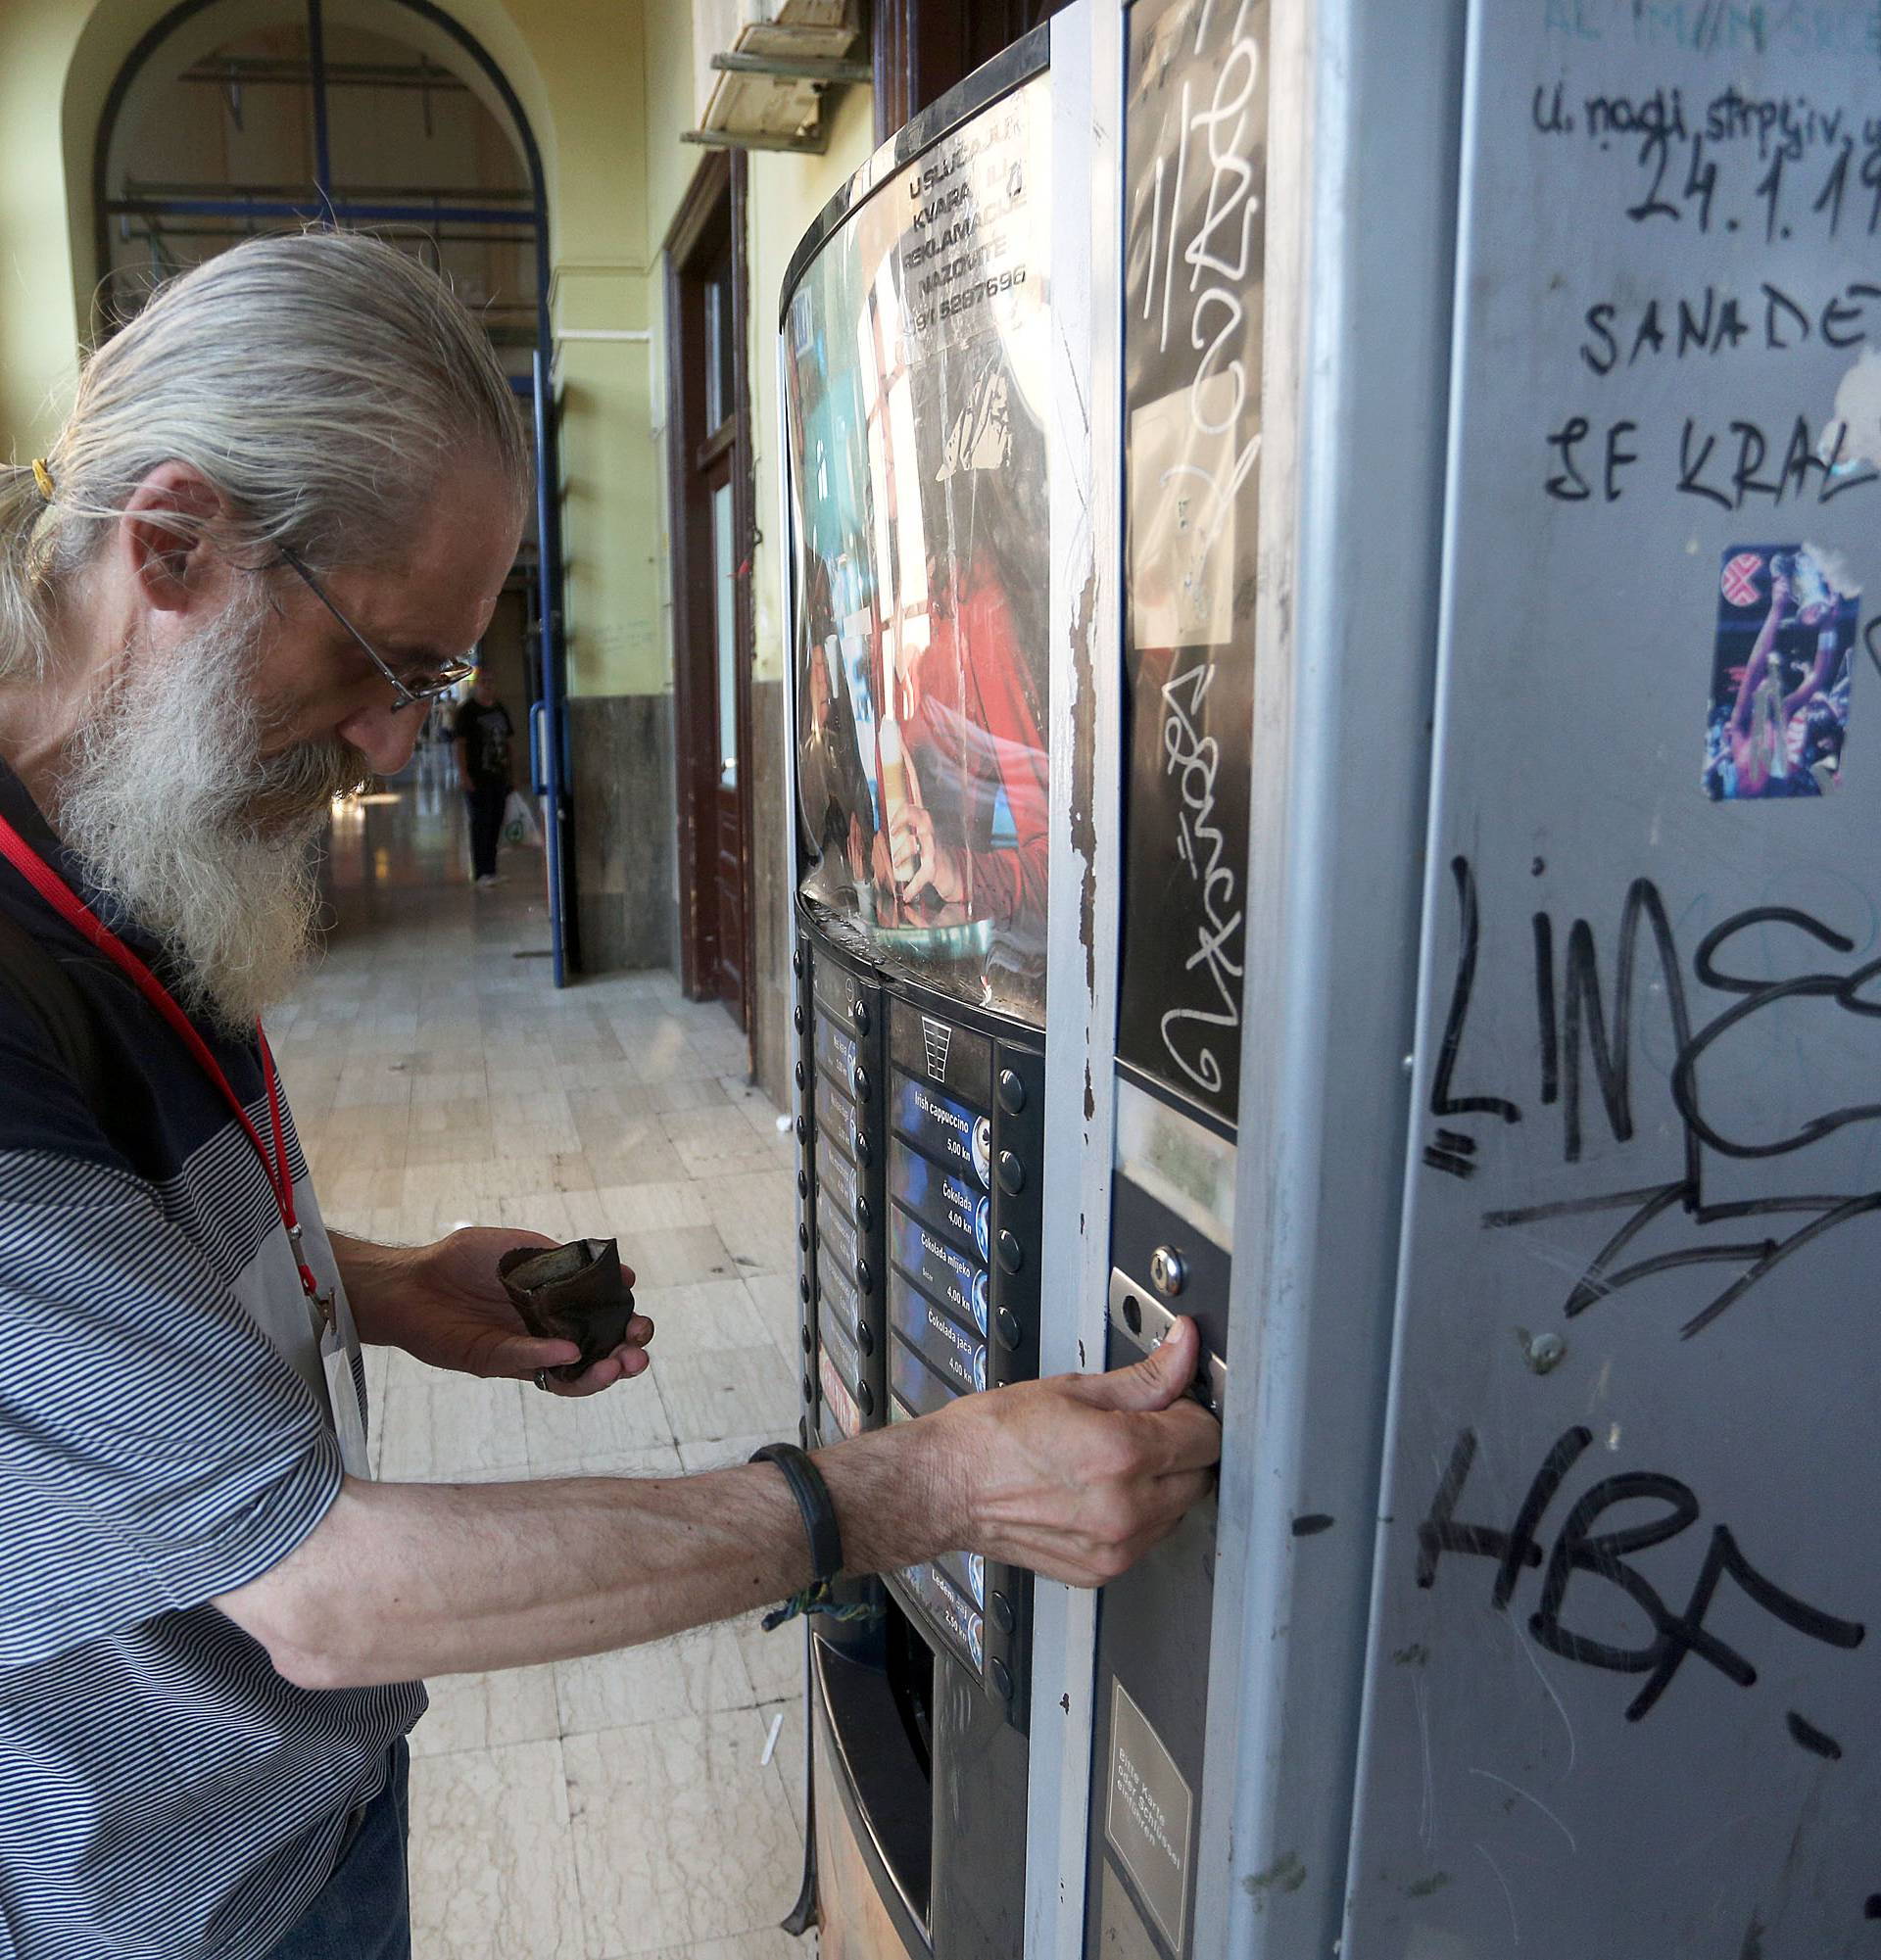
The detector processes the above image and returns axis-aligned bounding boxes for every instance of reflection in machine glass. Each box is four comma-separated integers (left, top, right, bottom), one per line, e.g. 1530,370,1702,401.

785,76,1054,1026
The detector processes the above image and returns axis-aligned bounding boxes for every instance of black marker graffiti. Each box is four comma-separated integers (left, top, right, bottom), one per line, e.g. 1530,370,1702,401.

1418,1426,1864,1734
1429,858,1881,1338
1157,654,1245,1100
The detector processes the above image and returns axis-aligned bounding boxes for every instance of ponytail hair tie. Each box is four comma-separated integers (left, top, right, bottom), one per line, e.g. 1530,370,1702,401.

29,459,53,502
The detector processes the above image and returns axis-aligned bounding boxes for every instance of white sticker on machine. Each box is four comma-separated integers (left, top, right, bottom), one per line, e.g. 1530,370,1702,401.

1104,1681,1193,1953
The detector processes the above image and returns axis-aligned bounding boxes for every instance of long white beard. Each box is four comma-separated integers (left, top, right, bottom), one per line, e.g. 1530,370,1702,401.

58,594,369,1033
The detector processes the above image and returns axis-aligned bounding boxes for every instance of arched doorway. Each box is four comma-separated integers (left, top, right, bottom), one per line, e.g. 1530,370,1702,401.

89,0,576,982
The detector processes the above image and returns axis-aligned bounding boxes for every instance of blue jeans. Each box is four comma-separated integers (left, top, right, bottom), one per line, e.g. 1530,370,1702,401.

268,1744,410,1960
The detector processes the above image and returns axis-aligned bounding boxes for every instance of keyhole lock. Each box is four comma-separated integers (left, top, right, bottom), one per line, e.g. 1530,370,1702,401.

1148,1244,1187,1298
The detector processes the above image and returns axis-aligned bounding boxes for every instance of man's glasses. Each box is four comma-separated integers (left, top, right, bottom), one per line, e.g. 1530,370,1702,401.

277,546,478,710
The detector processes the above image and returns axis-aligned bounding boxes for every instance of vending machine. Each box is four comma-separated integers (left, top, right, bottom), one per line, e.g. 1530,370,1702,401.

779,2,1881,1957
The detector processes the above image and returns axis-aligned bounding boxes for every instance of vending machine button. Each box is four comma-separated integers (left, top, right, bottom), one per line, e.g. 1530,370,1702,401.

856,1258,874,1295
794,1061,805,1091
997,1229,1023,1274
797,1222,811,1253
795,1116,807,1143
857,1380,875,1417
852,1065,872,1102
800,1324,812,1354
802,1373,814,1403
792,949,803,979
796,1171,808,1200
995,1307,1022,1352
856,1320,874,1357
996,1069,1027,1115
853,1127,871,1167
793,1005,804,1034
856,1196,873,1233
798,1274,811,1303
851,998,870,1033
997,1150,1025,1196
990,1590,1016,1635
989,1656,1012,1700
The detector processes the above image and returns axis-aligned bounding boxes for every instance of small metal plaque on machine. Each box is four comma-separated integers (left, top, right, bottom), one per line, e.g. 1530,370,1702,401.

889,1266,988,1396
890,1000,992,1108
890,1330,956,1419
819,1349,863,1440
900,1559,984,1674
817,1147,859,1220
890,1148,989,1261
813,1007,858,1088
890,1209,988,1337
1104,1682,1193,1955
814,1076,854,1152
891,1074,990,1189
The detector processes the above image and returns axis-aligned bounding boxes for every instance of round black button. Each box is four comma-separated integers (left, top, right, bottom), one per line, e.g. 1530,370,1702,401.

997,1069,1026,1116
856,1196,873,1233
853,1129,872,1168
997,1229,1023,1275
797,1222,810,1252
796,1171,808,1200
802,1372,815,1403
795,1116,807,1142
997,1150,1025,1196
996,1307,1021,1351
800,1324,812,1354
798,1273,811,1302
856,1258,873,1295
852,1065,872,1102
857,1380,875,1417
794,1061,805,1091
990,1590,1015,1636
856,1320,874,1357
793,1005,804,1033
851,998,870,1033
792,949,802,979
989,1656,1012,1700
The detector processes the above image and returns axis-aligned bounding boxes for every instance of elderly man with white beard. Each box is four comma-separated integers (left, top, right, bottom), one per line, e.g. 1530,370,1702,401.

0,231,1220,1960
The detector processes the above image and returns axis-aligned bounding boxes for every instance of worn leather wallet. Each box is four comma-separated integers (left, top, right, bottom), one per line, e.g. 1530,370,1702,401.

497,1237,638,1381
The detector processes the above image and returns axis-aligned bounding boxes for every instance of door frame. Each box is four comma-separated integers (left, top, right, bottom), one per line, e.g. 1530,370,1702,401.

664,148,756,1026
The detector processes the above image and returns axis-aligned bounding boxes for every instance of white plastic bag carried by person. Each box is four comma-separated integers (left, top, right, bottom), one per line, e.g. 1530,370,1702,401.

502,789,544,848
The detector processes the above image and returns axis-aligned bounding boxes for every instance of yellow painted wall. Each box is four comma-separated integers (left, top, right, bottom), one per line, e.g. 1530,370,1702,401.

639,17,877,693
0,0,660,699
0,0,874,707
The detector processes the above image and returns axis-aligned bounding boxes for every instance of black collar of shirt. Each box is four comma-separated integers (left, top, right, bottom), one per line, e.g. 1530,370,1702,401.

0,755,183,973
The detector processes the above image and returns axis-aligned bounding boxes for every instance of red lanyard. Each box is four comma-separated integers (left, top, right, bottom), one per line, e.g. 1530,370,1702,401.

0,809,322,1302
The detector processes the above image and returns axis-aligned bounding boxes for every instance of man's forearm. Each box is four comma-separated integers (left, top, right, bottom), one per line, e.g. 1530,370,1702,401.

221,1420,955,1690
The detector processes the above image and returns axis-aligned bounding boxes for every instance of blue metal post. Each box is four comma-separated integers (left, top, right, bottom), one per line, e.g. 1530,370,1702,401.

305,0,334,215
532,347,568,988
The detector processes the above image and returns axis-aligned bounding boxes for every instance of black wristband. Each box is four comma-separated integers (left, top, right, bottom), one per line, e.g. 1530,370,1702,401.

750,1441,844,1585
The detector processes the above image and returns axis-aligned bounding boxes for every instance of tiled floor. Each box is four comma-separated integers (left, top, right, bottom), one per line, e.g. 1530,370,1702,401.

271,770,814,1960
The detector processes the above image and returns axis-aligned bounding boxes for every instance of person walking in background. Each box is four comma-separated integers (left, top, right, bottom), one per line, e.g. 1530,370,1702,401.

452,668,512,885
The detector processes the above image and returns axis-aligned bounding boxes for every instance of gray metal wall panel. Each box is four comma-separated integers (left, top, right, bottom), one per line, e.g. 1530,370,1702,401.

1345,6,1881,1955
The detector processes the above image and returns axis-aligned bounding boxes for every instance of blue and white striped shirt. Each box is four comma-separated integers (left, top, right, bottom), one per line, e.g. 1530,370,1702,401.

0,766,425,1959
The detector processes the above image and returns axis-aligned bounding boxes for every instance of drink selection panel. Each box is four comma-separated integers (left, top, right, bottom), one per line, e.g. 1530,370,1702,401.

880,991,1042,1718
794,924,1043,1720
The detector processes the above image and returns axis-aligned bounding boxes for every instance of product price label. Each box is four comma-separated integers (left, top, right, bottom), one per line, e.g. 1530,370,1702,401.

890,1209,989,1336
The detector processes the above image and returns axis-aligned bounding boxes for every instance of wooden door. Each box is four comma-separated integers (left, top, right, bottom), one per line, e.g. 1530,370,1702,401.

665,153,754,1029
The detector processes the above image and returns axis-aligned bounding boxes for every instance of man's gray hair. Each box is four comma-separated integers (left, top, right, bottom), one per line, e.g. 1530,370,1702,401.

0,229,531,679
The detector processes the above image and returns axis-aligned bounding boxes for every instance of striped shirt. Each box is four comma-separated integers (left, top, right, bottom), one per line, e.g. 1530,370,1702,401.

0,764,425,1959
